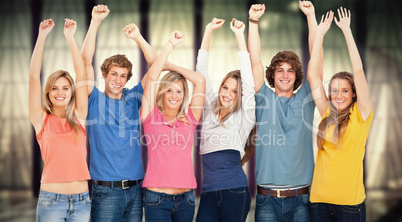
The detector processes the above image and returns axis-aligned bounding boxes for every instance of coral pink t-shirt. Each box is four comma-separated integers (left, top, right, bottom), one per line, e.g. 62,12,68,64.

141,106,200,189
37,114,90,183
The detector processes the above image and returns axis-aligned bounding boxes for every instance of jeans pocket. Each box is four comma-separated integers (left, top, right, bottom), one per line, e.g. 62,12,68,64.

186,192,195,206
341,204,361,214
144,193,161,206
38,195,54,207
255,194,268,206
92,184,111,199
298,193,310,206
310,203,319,209
228,187,246,194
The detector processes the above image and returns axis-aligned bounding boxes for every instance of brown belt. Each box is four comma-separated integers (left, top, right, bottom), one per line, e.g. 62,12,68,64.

257,186,310,198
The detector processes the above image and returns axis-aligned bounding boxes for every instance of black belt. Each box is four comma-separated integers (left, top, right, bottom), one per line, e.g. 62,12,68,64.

93,179,143,189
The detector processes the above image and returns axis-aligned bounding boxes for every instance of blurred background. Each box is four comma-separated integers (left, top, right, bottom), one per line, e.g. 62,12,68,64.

0,0,401,221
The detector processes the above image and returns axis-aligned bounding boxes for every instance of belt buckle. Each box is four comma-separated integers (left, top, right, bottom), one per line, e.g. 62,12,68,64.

122,180,129,189
276,190,284,198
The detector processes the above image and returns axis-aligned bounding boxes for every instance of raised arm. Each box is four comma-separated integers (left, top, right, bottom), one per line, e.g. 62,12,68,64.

64,19,88,123
230,18,247,52
196,18,225,104
299,1,318,55
231,19,256,115
248,4,266,92
335,7,372,120
140,31,185,120
29,19,54,133
167,63,206,122
81,5,109,95
201,18,225,52
123,23,158,88
308,11,333,116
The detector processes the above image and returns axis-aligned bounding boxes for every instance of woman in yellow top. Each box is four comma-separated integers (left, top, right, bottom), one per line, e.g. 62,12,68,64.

307,7,373,221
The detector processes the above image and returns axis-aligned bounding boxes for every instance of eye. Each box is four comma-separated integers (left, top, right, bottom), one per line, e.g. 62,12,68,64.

121,75,127,79
63,87,69,90
178,90,183,94
167,89,171,93
223,86,228,90
332,89,338,93
277,70,283,73
343,90,348,93
111,73,116,76
233,90,237,94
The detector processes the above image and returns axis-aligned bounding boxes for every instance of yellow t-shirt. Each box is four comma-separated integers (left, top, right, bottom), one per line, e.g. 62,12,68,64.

310,104,373,205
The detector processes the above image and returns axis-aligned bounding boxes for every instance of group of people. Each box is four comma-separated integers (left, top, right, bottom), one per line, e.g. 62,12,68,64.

29,1,372,222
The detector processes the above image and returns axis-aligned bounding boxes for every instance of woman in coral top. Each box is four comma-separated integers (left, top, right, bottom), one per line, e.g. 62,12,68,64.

29,18,90,221
140,31,205,222
307,8,373,221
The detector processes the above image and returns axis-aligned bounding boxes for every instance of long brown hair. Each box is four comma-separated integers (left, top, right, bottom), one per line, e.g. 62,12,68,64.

241,126,256,166
43,70,81,137
155,71,190,123
317,72,357,149
214,70,242,125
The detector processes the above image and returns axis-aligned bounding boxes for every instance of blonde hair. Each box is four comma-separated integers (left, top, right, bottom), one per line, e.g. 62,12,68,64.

43,70,81,137
317,72,357,150
214,70,242,125
155,72,190,123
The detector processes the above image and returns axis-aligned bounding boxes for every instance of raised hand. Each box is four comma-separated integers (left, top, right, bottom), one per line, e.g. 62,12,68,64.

206,18,225,31
317,11,334,36
123,23,141,40
334,7,351,31
230,18,245,35
249,4,265,21
92,5,109,22
39,19,55,37
169,31,185,48
299,0,315,16
63,18,77,39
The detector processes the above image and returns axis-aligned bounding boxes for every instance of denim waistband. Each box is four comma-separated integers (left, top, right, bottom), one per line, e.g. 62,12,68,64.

144,189,193,201
39,190,89,201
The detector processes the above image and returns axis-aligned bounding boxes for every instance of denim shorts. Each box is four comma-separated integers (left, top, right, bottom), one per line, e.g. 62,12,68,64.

143,189,195,222
36,190,91,222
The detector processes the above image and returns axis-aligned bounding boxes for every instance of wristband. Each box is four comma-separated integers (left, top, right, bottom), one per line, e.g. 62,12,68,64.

168,40,175,48
249,18,259,24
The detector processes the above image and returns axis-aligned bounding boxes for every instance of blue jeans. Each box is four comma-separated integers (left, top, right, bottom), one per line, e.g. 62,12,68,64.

311,201,366,222
143,189,195,222
196,186,251,222
90,181,143,222
36,190,91,222
255,192,311,222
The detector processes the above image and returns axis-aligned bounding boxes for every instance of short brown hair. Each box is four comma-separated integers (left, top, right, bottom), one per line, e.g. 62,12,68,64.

265,51,303,91
100,54,133,80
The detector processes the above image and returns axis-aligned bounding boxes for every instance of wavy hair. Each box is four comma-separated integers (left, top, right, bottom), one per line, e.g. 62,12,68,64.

100,54,133,81
155,72,190,123
43,70,81,137
265,51,303,91
317,72,357,149
214,70,242,125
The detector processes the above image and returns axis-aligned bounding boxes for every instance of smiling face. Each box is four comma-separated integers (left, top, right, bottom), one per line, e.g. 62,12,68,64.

48,77,72,109
103,65,129,99
219,77,238,109
330,78,356,113
273,62,296,97
163,80,184,112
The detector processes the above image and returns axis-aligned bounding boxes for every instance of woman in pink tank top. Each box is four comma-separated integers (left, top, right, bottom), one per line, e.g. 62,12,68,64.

29,18,90,221
140,31,206,222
